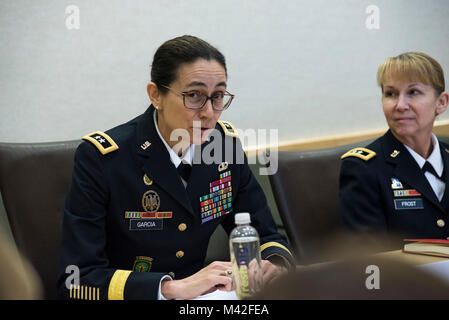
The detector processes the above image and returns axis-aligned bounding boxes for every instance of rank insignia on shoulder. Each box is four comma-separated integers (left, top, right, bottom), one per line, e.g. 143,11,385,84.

217,120,239,138
82,131,119,155
341,147,376,161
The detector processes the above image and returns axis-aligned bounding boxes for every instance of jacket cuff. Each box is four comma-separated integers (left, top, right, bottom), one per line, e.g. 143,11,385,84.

260,241,296,267
108,270,168,300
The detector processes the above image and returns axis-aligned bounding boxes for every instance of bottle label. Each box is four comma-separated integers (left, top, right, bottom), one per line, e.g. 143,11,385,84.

237,244,250,297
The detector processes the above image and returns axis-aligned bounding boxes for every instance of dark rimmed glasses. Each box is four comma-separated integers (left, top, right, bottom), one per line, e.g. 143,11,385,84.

161,85,234,111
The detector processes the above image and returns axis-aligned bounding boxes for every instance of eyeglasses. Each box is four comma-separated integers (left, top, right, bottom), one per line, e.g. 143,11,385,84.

161,85,235,111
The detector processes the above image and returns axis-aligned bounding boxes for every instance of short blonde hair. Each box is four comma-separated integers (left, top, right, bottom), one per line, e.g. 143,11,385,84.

377,52,445,94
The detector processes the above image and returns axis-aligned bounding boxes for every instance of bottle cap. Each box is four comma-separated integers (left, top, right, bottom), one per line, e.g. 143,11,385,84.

235,212,251,225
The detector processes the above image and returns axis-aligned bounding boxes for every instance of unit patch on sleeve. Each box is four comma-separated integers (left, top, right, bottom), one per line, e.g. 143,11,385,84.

133,256,153,272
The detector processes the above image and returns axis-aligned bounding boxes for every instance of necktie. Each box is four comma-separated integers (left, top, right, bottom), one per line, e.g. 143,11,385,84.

422,161,443,181
177,161,192,183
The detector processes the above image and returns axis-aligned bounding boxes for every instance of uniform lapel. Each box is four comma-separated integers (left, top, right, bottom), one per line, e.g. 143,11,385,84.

383,130,442,209
134,105,194,215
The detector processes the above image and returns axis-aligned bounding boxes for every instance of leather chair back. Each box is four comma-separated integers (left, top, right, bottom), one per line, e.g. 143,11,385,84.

0,140,81,299
269,140,373,264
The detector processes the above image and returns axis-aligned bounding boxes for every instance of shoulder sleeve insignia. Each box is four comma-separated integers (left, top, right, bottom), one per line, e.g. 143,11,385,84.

217,120,239,138
341,147,376,161
82,131,119,155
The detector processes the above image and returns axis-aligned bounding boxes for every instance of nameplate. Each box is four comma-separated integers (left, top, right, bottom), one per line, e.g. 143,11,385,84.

129,219,163,231
394,198,424,210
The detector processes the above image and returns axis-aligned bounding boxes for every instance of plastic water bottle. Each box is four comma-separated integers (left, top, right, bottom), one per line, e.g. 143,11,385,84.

229,212,263,298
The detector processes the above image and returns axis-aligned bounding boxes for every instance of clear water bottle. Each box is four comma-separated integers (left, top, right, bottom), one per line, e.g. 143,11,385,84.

229,212,263,298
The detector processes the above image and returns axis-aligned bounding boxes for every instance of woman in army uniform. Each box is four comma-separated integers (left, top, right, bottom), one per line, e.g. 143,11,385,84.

58,35,294,300
339,52,449,245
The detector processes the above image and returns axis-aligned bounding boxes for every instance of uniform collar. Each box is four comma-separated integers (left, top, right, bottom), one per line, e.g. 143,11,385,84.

404,133,443,177
152,109,194,167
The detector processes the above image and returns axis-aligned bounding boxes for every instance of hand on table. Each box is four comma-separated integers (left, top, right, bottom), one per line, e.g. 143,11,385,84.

161,261,233,300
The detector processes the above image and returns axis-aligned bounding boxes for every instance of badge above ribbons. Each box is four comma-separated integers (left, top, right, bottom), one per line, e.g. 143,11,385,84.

199,170,233,223
391,178,403,190
142,190,160,212
124,190,173,231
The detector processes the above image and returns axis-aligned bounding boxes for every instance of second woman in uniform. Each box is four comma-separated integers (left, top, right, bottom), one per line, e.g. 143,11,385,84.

339,52,449,245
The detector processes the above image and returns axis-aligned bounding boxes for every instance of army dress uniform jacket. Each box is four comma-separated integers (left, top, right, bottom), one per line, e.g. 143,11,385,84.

58,105,293,300
339,130,449,244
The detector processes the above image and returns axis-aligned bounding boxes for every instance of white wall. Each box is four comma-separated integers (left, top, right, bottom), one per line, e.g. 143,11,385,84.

1,0,448,146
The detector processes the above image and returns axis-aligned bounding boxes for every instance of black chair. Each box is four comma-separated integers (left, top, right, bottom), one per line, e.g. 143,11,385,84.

268,140,374,264
0,140,82,299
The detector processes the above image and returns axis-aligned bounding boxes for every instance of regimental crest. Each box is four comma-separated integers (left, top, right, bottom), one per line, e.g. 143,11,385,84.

218,161,228,172
142,190,160,213
391,178,403,190
143,174,153,186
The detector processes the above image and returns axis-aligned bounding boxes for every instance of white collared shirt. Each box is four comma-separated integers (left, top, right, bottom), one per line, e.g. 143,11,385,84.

153,109,194,169
404,134,445,201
